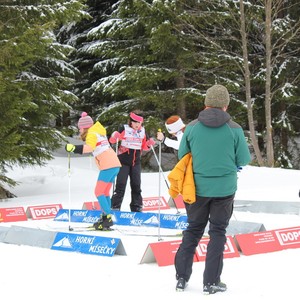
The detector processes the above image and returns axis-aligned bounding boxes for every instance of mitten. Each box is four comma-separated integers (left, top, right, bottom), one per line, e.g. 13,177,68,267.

146,138,156,147
65,144,76,152
109,131,121,144
65,144,83,154
156,131,165,142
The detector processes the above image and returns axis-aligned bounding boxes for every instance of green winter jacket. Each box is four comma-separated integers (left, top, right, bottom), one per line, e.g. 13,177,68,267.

178,108,251,197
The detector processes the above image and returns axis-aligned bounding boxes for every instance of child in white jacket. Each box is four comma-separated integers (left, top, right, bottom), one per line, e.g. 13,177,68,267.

157,115,185,150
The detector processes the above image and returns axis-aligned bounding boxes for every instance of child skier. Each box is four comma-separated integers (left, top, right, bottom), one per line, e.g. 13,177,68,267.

156,115,186,150
109,110,155,212
65,112,121,230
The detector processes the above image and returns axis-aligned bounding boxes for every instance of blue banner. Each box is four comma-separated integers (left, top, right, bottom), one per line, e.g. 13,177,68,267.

51,232,125,256
54,209,188,230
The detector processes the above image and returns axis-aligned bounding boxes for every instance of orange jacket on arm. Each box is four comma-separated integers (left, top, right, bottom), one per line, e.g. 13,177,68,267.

167,153,196,204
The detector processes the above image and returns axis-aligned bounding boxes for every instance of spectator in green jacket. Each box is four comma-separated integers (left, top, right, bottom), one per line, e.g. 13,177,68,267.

174,84,251,295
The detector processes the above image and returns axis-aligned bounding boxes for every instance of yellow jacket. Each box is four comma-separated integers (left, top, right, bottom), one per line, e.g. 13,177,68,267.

85,122,121,170
167,153,196,204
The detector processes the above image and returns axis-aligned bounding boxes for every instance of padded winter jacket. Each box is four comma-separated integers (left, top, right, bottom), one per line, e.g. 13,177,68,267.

167,153,196,204
85,122,121,170
178,108,251,197
109,125,152,166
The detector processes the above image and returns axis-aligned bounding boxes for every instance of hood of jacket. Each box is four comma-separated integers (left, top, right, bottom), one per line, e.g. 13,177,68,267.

198,108,231,128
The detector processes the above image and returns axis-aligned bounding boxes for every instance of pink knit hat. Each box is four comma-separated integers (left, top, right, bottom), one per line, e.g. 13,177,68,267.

78,112,94,129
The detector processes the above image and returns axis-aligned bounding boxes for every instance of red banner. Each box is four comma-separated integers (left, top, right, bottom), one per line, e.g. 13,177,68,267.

142,196,170,211
141,236,239,266
26,204,63,220
82,201,101,210
168,194,186,209
0,207,28,222
195,236,240,261
235,226,300,255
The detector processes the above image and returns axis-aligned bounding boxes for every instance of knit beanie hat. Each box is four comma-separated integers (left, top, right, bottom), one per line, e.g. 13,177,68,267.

165,116,185,134
78,112,94,129
204,84,230,108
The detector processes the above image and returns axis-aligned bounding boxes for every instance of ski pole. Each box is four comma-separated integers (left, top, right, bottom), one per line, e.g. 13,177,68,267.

150,144,181,214
156,128,162,241
67,153,73,231
112,138,119,196
116,138,119,155
157,137,163,241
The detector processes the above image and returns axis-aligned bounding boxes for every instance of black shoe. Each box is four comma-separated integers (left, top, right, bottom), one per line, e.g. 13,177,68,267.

176,278,187,292
112,207,120,211
203,282,227,295
102,214,113,227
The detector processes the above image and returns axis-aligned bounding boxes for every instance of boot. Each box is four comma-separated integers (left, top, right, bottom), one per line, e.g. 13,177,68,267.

93,215,104,230
102,214,113,228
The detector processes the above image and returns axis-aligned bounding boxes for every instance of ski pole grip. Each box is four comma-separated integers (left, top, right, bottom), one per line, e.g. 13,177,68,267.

157,128,165,143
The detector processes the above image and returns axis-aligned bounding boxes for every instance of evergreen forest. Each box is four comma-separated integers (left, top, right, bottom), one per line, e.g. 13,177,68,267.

0,0,299,196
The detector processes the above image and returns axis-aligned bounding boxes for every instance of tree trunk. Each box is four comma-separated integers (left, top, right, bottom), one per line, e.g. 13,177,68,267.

265,0,274,167
239,0,264,166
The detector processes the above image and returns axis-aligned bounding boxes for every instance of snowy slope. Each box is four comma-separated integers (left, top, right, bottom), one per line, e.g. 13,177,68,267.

1,154,300,300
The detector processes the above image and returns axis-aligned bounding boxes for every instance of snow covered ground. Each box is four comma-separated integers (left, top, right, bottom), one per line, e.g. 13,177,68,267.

1,153,300,300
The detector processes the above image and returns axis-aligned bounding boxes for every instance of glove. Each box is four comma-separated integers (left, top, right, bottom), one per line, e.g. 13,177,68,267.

237,166,243,172
146,138,156,147
157,131,165,142
65,144,76,152
65,144,83,154
112,131,121,139
109,131,121,144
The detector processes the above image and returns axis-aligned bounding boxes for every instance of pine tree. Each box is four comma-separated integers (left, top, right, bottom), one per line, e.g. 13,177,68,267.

57,0,118,111
235,0,300,167
74,1,234,134
58,0,300,168
178,0,300,167
0,0,88,196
